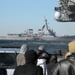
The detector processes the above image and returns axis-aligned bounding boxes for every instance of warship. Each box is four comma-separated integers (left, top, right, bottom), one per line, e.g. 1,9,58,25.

0,19,75,48
0,19,75,42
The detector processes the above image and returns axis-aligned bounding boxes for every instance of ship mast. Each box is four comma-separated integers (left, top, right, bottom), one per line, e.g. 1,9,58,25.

45,19,49,31
44,18,56,37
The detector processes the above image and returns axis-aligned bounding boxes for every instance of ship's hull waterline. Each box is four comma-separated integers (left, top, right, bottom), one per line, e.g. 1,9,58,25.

0,33,75,42
0,36,34,40
0,36,75,48
0,35,75,42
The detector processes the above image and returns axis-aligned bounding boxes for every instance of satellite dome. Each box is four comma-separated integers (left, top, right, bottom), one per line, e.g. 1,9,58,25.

55,11,61,20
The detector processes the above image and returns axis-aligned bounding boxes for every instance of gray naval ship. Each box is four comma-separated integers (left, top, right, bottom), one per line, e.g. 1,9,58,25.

0,19,75,42
0,19,75,48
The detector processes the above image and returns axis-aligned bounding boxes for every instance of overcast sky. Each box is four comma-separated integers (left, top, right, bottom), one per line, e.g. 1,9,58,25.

0,0,75,36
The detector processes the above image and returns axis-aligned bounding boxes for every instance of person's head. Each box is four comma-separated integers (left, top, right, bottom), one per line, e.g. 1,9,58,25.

62,49,68,58
68,40,75,53
65,41,75,58
39,53,49,59
50,54,57,62
58,50,62,56
25,49,38,62
38,45,45,51
20,44,29,54
37,45,45,57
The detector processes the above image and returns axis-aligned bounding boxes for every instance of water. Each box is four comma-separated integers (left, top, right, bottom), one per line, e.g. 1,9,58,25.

0,41,68,54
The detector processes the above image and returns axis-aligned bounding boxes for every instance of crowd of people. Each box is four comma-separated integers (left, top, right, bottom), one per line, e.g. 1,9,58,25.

1,40,75,75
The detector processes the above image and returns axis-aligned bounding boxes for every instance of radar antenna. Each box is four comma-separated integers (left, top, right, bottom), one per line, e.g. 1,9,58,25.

54,0,75,22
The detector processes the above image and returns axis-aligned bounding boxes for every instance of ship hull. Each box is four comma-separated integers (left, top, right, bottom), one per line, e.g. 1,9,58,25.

0,36,75,48
0,36,74,42
0,36,34,41
39,35,75,42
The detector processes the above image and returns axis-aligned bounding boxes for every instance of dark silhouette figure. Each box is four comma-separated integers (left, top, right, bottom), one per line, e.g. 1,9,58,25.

16,44,29,66
51,41,75,75
37,45,50,64
47,54,57,75
14,49,43,75
0,68,7,75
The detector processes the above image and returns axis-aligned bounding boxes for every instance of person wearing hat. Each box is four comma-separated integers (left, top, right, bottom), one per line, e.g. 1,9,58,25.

37,45,45,56
37,45,50,64
16,44,29,66
51,40,75,75
14,49,43,75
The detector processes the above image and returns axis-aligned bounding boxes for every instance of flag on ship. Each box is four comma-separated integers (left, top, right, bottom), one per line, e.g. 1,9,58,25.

42,25,45,30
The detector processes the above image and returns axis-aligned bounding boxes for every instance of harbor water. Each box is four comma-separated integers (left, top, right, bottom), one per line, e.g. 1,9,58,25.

0,41,68,54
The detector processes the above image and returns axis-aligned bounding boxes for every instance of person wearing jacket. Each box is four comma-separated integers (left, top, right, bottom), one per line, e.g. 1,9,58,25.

51,40,75,75
14,49,43,75
47,54,57,75
37,45,50,64
16,44,29,66
0,68,7,75
37,53,49,75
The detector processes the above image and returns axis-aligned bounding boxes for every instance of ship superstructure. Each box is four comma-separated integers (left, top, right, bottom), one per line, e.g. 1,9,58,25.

0,29,34,40
0,19,56,41
36,19,57,41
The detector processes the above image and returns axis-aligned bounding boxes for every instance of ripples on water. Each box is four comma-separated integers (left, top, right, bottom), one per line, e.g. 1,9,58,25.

0,42,68,54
